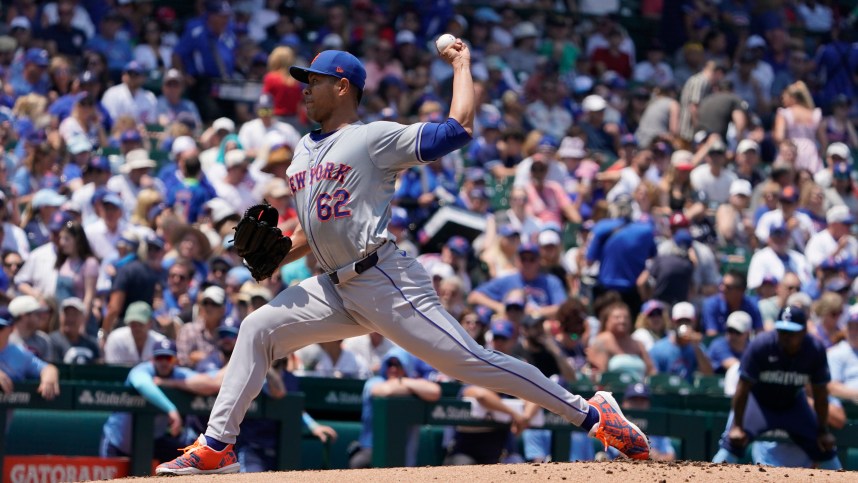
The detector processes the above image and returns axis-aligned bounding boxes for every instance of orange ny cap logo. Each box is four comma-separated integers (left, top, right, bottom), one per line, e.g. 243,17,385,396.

336,66,344,73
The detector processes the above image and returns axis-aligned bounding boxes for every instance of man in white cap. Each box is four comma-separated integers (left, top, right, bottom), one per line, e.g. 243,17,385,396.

715,179,753,248
108,148,163,214
650,301,713,382
9,295,53,361
237,94,300,159
177,286,227,367
578,94,619,155
804,205,858,270
211,149,259,214
0,310,60,401
48,297,100,364
734,139,763,186
706,310,752,374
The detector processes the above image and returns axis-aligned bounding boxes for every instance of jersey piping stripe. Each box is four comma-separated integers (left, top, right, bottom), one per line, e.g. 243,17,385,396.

414,123,426,163
373,265,588,416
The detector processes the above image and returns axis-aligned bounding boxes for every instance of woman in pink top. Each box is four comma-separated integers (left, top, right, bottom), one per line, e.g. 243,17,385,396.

55,222,99,322
525,154,582,226
773,81,824,173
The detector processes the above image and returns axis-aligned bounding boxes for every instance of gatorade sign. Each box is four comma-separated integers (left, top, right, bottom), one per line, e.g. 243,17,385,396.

4,456,130,483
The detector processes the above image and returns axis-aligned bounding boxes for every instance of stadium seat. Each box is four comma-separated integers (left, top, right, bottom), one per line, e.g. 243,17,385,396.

694,375,726,396
598,371,639,392
647,374,693,395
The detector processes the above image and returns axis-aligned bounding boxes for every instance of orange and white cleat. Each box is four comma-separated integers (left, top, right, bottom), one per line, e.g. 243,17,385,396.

155,434,240,475
587,391,650,460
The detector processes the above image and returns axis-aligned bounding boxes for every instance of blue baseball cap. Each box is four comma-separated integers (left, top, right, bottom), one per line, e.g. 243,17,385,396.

498,224,520,238
446,236,470,256
48,210,72,232
537,135,559,151
673,229,693,248
770,223,789,237
218,317,240,338
121,129,142,143
152,339,178,357
490,320,515,339
124,61,144,75
290,50,366,92
79,70,97,85
518,242,540,255
25,48,49,67
641,300,665,316
621,133,638,146
205,0,233,15
833,162,851,180
624,382,650,400
87,156,111,173
774,305,808,332
145,234,165,250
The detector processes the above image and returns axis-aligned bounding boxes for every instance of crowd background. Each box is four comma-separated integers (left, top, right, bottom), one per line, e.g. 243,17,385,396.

0,0,857,473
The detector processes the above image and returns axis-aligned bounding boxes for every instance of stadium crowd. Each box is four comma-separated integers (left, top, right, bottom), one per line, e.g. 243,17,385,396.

0,0,857,472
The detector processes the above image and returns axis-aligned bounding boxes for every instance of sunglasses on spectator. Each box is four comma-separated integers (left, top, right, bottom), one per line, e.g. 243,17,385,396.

154,355,175,362
201,300,222,307
724,284,745,291
520,256,539,263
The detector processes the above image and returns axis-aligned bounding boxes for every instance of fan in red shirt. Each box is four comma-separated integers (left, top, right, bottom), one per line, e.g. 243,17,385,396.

591,30,633,80
262,47,304,121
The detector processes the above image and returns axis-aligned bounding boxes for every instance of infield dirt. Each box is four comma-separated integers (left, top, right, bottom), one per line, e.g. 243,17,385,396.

128,460,853,482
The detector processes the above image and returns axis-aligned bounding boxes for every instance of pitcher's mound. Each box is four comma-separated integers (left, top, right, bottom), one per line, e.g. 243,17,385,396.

134,460,852,482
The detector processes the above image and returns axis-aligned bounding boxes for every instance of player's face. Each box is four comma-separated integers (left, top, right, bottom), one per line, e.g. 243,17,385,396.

303,74,341,123
777,330,805,355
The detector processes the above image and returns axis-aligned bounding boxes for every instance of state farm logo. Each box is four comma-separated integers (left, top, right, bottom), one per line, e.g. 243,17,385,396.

77,390,146,408
0,392,30,404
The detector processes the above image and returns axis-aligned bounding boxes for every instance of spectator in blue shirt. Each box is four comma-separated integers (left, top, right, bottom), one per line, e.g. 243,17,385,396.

349,347,441,468
172,0,236,120
99,339,196,463
586,197,656,316
9,48,50,97
394,158,462,230
649,302,714,382
155,69,202,131
468,243,567,320
813,25,858,110
707,311,752,374
0,311,60,400
85,11,133,76
701,270,763,336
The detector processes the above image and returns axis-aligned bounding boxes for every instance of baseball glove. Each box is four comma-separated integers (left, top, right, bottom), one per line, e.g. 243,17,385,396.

233,202,293,281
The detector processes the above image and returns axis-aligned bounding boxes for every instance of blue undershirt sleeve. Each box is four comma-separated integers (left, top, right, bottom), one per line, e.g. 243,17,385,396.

417,118,472,163
129,364,178,414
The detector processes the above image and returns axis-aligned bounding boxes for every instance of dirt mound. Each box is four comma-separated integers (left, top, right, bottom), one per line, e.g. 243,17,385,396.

131,460,852,483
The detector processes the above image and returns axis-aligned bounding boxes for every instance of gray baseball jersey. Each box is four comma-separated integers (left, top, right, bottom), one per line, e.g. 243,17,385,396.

205,119,592,446
287,121,425,272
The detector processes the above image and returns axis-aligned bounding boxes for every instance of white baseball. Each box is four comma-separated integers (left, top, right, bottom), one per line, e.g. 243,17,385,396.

435,33,457,53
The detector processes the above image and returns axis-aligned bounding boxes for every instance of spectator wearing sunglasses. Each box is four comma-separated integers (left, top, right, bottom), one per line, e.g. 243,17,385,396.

177,285,226,367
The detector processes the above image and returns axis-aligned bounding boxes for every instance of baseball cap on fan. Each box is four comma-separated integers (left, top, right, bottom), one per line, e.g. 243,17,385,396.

290,50,366,92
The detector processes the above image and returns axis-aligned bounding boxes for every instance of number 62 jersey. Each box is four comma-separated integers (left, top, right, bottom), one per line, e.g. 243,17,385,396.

286,120,430,273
